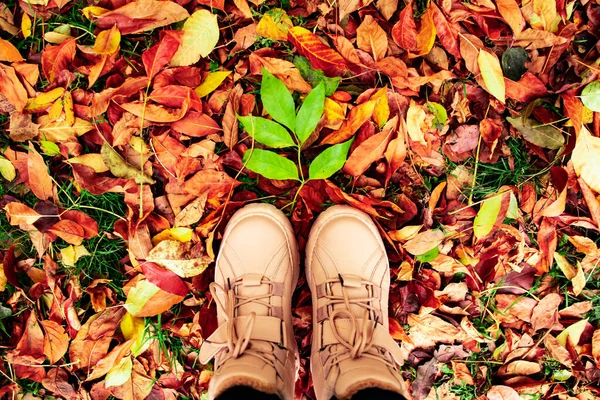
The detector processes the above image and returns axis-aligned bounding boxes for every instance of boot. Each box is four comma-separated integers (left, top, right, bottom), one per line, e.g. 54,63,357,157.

306,206,409,400
199,204,300,400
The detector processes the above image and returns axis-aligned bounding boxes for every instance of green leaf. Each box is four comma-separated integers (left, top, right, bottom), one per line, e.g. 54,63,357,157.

473,193,503,240
294,56,341,96
416,246,439,263
427,101,447,129
581,81,600,112
40,140,60,156
501,47,529,81
506,116,564,149
308,139,354,180
0,156,16,181
260,69,296,132
243,149,299,180
238,115,295,148
295,82,325,145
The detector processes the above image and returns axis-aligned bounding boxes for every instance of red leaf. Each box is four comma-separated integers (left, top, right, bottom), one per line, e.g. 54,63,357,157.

287,27,347,77
504,72,548,103
142,31,181,79
41,39,76,83
61,210,99,239
183,170,241,200
431,3,460,58
392,2,417,51
141,262,188,297
149,85,202,112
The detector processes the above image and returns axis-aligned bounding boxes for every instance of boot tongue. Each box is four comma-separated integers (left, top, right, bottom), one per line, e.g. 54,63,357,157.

328,278,373,326
236,274,270,317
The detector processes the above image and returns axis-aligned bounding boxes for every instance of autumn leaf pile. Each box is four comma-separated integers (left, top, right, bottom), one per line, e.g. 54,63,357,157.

1,0,600,398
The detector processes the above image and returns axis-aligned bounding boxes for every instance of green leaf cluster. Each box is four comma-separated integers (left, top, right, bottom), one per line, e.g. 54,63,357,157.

238,69,353,185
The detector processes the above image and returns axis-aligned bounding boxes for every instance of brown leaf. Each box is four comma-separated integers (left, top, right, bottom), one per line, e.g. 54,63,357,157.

4,202,41,229
175,193,208,227
41,368,78,400
222,85,243,149
0,63,28,111
9,112,40,142
110,359,154,400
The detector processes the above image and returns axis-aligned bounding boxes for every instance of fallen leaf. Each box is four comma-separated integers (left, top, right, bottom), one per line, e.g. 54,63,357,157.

572,126,600,193
404,230,444,256
356,15,387,62
287,27,347,77
478,50,506,103
171,10,219,67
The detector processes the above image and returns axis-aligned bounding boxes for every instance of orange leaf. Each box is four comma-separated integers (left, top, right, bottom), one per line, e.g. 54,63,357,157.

496,0,524,36
356,15,387,62
27,144,53,201
120,98,189,123
48,220,86,245
412,7,436,58
287,26,347,77
384,118,407,184
93,25,121,55
0,64,28,111
321,100,377,145
0,37,23,62
343,124,394,177
41,320,69,364
171,111,221,137
388,317,411,342
3,202,41,229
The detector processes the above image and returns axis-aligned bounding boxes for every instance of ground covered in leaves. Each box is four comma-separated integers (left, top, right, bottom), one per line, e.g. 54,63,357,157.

1,0,600,398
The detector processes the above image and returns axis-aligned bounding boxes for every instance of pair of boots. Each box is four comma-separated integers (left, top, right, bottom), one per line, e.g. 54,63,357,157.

199,204,409,400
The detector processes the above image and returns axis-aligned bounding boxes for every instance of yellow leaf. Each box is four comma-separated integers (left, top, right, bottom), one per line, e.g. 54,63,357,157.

147,240,212,278
477,50,505,103
0,156,16,181
125,279,184,317
63,91,74,126
60,244,90,267
371,87,389,129
22,13,32,39
553,253,576,280
496,0,524,36
533,0,558,32
572,126,600,193
171,10,219,67
195,71,231,98
0,263,6,291
25,87,65,111
82,6,110,20
93,25,120,55
151,227,193,245
256,8,293,41
38,116,94,142
388,225,423,242
572,263,586,296
120,312,145,341
557,319,588,347
67,154,109,173
323,98,346,130
473,192,504,240
105,356,133,388
47,99,63,122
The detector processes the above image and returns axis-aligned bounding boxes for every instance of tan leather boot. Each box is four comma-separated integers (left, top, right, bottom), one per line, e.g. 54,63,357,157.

306,206,409,400
199,204,300,400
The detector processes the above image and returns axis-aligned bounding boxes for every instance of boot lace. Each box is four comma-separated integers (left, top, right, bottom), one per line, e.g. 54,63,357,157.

322,275,396,371
209,279,281,369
